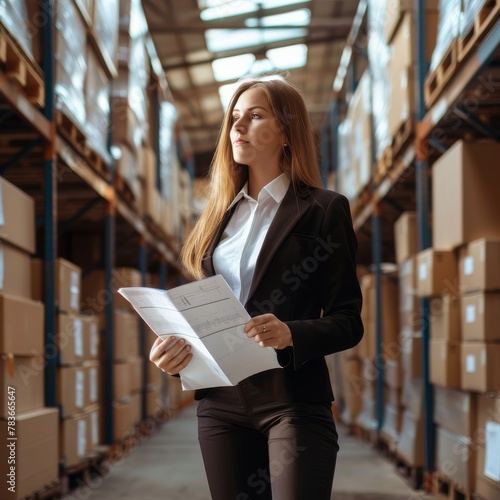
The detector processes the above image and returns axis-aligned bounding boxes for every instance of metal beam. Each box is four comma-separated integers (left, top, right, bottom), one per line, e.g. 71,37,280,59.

162,33,347,71
59,196,103,233
453,103,500,141
0,139,41,174
149,17,354,34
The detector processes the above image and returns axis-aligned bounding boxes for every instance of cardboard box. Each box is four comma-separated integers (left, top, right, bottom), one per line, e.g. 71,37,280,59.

86,404,101,451
394,212,418,265
57,366,86,417
129,356,143,393
0,241,32,298
385,358,403,389
387,386,402,408
86,362,99,407
433,386,476,438
0,408,58,500
398,257,421,332
0,355,44,418
340,356,363,425
430,340,460,389
476,394,500,440
32,258,82,313
432,140,500,250
436,426,476,493
401,331,422,378
402,375,423,417
396,409,424,466
113,309,140,361
60,413,87,467
81,267,142,315
0,177,35,254
476,444,500,499
0,294,44,355
140,146,157,188
384,0,439,45
81,314,99,360
430,294,461,342
112,361,132,401
461,292,500,341
145,389,164,418
113,393,141,442
57,313,84,365
416,248,457,298
459,239,500,293
381,403,402,445
461,342,500,393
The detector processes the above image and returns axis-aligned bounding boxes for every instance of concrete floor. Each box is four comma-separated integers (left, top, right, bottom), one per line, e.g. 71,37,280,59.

69,404,434,500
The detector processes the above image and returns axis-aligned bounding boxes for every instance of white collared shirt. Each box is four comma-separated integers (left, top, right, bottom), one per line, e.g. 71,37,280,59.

213,173,290,305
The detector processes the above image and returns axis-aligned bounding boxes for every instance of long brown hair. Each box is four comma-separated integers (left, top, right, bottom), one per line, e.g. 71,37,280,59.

181,77,323,279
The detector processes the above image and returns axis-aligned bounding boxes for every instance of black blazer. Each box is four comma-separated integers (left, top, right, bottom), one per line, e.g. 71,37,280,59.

197,183,364,403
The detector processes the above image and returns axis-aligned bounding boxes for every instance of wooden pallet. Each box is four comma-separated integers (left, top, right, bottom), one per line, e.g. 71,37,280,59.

433,471,474,500
85,147,112,182
115,174,138,209
22,479,63,500
351,183,373,220
392,118,414,160
55,110,87,156
0,25,44,107
394,453,424,491
424,40,458,109
355,423,378,447
458,0,500,63
375,145,393,184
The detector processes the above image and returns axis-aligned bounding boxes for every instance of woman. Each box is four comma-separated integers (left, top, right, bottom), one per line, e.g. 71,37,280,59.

150,77,363,499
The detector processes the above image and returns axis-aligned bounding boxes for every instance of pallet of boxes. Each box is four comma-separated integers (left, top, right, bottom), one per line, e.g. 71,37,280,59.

31,256,102,486
393,210,429,490
81,267,144,448
0,177,58,499
351,268,400,449
424,140,500,500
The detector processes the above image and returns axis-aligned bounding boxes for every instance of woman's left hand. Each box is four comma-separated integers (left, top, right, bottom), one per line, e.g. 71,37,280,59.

244,314,293,350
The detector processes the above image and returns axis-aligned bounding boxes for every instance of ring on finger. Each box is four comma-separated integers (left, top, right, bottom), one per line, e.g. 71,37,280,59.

262,323,266,333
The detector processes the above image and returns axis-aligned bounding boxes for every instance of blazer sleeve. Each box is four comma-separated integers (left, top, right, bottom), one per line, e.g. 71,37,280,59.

286,194,364,369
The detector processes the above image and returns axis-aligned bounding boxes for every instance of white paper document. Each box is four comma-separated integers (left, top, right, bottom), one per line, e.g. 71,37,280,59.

118,275,281,390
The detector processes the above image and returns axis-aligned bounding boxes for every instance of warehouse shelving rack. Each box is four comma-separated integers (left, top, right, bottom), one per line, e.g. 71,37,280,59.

0,0,188,448
323,0,500,492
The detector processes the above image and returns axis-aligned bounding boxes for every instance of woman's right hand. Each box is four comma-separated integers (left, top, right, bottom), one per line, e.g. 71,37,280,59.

149,336,192,375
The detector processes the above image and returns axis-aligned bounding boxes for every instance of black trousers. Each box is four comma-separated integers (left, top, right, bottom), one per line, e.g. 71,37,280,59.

196,379,339,500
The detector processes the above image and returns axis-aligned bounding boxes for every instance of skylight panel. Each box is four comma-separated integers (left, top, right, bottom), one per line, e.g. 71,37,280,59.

199,1,257,21
267,43,307,69
212,54,256,81
205,27,306,52
244,9,310,28
198,0,309,21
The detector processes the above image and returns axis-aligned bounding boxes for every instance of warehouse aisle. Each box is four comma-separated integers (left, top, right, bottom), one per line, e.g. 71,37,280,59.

73,403,431,500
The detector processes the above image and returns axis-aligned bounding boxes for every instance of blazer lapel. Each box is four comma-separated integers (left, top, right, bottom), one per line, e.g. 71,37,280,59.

201,204,239,277
245,185,311,305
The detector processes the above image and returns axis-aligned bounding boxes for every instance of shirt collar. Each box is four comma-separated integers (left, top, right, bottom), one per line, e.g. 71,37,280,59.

227,173,290,211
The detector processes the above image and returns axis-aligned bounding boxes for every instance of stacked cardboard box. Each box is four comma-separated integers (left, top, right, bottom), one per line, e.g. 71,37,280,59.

353,272,400,436
54,0,88,132
31,258,101,467
393,211,424,465
0,177,59,499
112,0,151,208
428,139,500,496
385,3,438,143
475,395,500,498
81,267,143,443
336,71,372,202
